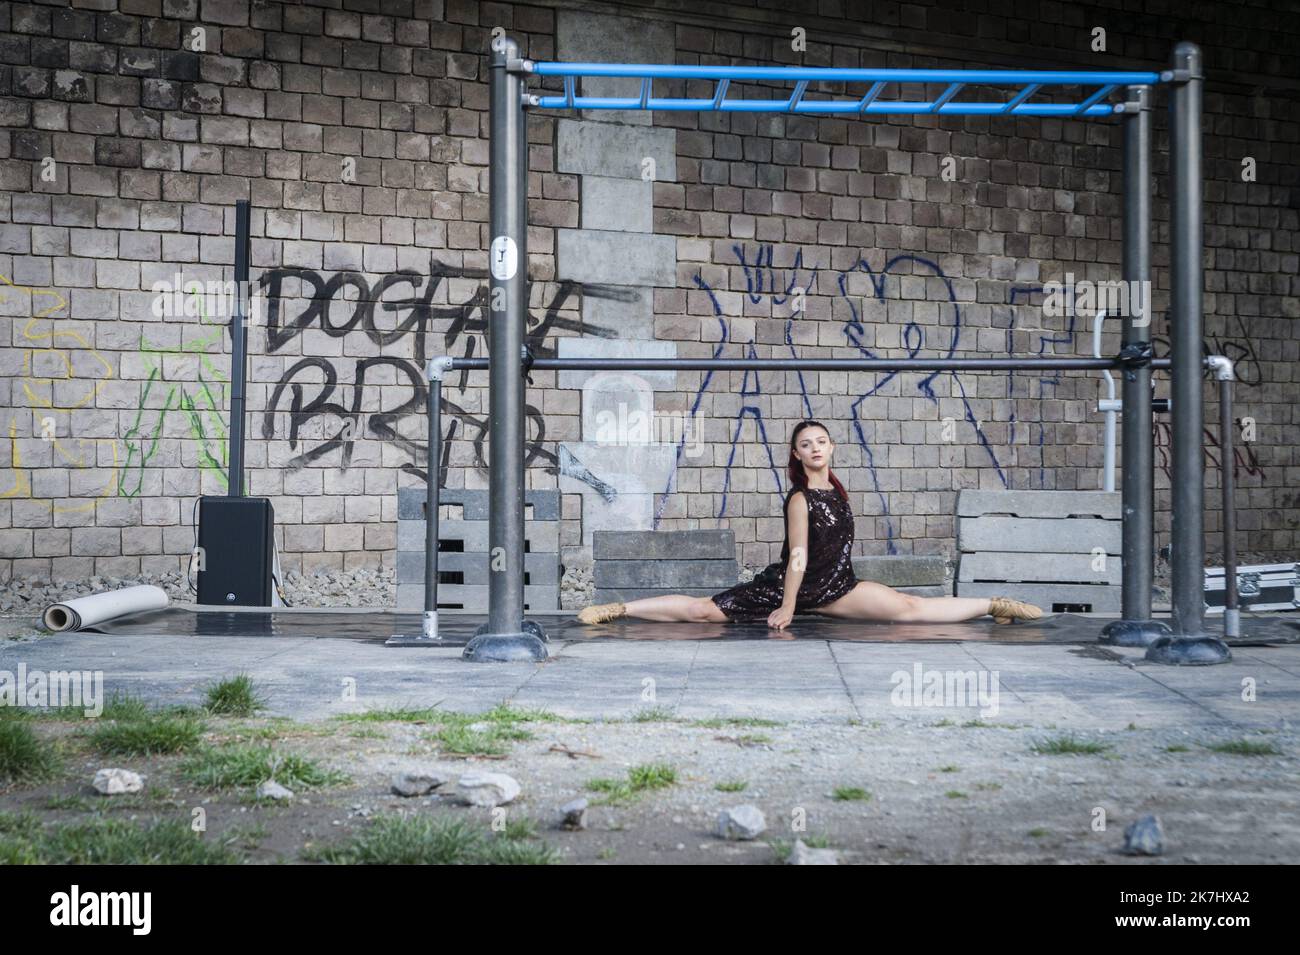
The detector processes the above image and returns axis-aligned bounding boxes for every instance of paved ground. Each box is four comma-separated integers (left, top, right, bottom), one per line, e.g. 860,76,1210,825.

3,610,1297,864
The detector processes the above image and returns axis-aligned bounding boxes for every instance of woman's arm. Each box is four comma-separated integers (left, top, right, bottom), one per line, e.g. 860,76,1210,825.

769,492,808,629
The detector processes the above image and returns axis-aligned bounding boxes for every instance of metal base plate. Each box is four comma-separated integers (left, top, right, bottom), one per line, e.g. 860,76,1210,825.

1099,618,1173,647
463,618,549,662
1144,635,1233,665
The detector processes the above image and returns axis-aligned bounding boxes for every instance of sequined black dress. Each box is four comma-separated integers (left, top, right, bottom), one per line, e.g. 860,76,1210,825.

710,486,859,621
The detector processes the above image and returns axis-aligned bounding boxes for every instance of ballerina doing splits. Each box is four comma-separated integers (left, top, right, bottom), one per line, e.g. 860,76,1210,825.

577,420,1043,629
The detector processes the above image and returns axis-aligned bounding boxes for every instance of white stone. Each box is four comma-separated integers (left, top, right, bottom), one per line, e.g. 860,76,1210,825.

787,839,839,865
92,768,144,795
256,780,294,801
457,771,520,808
717,804,766,841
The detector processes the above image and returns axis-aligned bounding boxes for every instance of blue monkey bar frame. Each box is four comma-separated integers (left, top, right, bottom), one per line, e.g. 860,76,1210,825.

529,62,1162,117
422,38,1228,668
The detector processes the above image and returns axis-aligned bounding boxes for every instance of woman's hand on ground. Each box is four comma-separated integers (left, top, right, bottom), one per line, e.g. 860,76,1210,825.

767,605,795,630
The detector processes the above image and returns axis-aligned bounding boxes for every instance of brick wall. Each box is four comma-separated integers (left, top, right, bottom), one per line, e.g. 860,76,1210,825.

0,0,1297,583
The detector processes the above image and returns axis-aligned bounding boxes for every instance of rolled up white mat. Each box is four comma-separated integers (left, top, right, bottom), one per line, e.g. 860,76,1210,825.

42,585,170,633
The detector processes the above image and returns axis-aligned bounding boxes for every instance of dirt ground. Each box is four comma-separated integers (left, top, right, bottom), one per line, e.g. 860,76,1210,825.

2,705,1295,864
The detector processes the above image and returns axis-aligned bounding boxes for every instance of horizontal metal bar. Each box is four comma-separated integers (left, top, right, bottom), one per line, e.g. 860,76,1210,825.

531,62,1164,84
450,357,1174,372
532,95,1120,116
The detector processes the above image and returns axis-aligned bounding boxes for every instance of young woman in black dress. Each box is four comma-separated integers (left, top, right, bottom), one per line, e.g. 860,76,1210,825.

577,420,1042,628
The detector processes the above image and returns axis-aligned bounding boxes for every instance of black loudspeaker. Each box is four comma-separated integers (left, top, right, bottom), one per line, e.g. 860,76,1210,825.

196,496,275,606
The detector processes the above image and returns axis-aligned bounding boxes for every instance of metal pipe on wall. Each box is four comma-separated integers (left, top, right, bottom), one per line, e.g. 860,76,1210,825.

227,199,250,497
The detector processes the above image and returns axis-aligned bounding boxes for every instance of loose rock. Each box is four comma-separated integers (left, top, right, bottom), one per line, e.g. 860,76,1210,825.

717,804,766,840
92,768,144,795
457,771,520,807
559,797,588,830
788,839,839,865
256,780,294,801
392,769,449,797
1123,814,1164,855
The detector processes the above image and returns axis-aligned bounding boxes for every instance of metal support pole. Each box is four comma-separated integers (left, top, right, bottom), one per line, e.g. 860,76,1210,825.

445,356,1172,373
1102,85,1170,647
464,35,547,662
1210,357,1240,639
227,199,250,497
387,357,454,646
1146,42,1229,665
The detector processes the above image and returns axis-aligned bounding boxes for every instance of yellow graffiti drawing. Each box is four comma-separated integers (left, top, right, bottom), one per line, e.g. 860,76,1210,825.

1,273,119,512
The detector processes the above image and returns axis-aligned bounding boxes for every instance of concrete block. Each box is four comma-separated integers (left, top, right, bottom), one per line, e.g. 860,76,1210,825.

396,486,560,521
955,581,1122,614
555,118,677,180
556,228,677,287
593,587,720,602
581,176,653,232
957,489,1121,520
594,559,738,589
853,555,948,586
582,285,654,340
595,529,736,560
395,549,559,586
958,516,1121,554
556,10,674,126
396,583,560,612
958,552,1122,585
395,519,560,558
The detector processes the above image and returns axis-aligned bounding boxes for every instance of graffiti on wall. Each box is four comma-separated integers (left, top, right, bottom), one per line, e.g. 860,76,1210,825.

258,261,628,483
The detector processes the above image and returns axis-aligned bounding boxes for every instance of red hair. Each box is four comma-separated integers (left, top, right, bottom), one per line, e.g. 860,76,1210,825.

787,420,848,502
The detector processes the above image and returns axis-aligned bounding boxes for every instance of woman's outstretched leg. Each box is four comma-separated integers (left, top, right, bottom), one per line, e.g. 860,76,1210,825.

577,594,727,624
813,581,1040,623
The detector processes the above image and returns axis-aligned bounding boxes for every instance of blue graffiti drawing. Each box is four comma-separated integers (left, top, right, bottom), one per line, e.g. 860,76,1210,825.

659,245,1076,551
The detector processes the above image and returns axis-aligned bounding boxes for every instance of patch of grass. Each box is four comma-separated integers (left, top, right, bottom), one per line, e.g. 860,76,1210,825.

1165,744,1191,753
714,779,748,792
44,794,97,812
0,815,245,864
974,782,1002,792
962,719,1020,729
945,790,968,799
1029,827,1049,838
334,706,447,724
597,846,617,860
204,675,266,718
430,724,509,757
0,705,32,722
691,717,785,729
97,692,151,722
0,721,60,783
587,763,677,805
1126,722,1139,731
180,745,348,791
1031,734,1112,756
306,814,557,865
731,733,772,746
1204,738,1281,756
936,765,960,773
347,728,386,740
769,832,833,861
89,714,205,757
831,786,871,802
631,706,678,723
